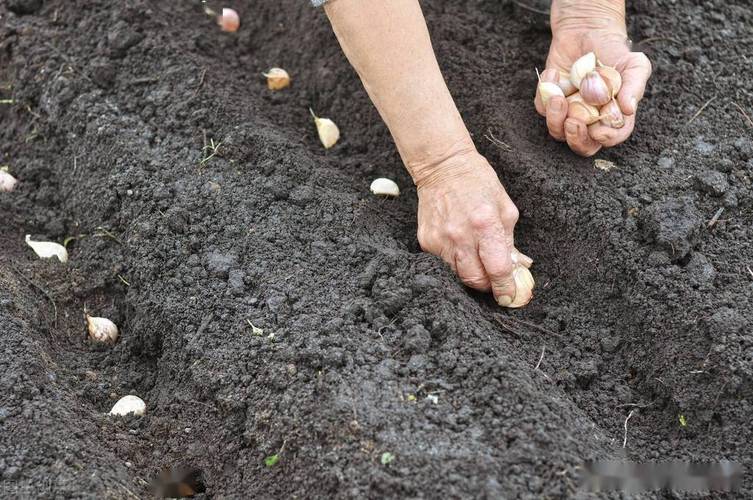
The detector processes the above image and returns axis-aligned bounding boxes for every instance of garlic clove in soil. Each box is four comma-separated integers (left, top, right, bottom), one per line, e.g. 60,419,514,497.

508,265,535,308
218,8,240,32
599,99,625,128
566,93,600,125
569,52,597,89
538,82,565,108
262,68,291,90
310,108,340,149
86,314,119,344
25,235,68,263
109,395,146,417
370,178,400,197
0,170,18,192
578,72,612,106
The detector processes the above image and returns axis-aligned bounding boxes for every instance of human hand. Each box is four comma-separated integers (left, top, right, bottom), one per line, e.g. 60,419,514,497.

414,148,534,308
533,0,652,156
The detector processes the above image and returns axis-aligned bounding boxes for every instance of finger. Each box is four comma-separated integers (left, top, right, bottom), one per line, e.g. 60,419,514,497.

587,113,636,148
455,248,491,292
534,68,560,116
545,95,567,141
478,231,516,307
512,248,533,269
564,118,602,157
616,52,652,115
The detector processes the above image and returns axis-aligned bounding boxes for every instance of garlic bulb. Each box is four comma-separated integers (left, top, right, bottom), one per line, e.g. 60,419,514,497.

557,71,577,96
508,265,535,308
579,72,611,106
599,99,625,128
595,65,622,97
0,171,18,192
570,52,596,89
370,178,400,197
310,109,340,149
109,395,146,417
218,8,240,32
86,314,119,344
566,93,600,125
538,82,564,107
25,235,68,263
263,68,291,90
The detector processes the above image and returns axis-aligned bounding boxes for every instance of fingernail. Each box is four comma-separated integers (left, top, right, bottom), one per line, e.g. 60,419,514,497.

630,96,638,112
550,97,563,112
497,295,513,307
565,121,578,135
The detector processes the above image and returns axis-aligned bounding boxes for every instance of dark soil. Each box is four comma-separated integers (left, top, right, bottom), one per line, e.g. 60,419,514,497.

1,0,752,498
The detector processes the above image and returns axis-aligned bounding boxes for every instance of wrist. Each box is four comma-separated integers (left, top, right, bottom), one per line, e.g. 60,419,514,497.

551,0,626,34
406,136,483,190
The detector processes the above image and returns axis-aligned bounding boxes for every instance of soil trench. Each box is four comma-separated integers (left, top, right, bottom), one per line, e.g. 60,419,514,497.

1,0,752,498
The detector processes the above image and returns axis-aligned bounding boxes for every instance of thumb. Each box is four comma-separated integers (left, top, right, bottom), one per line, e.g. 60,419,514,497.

615,52,652,115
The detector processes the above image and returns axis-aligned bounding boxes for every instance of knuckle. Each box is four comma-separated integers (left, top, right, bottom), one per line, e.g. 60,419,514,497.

460,275,489,290
499,204,519,227
468,204,498,231
444,223,465,243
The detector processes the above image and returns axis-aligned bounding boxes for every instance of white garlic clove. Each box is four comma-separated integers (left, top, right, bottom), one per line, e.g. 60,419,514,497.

557,71,577,96
218,8,240,32
86,314,119,344
508,265,535,308
569,52,597,89
595,65,622,97
579,72,611,106
0,171,18,192
566,93,600,125
370,178,400,197
538,82,564,107
599,99,625,128
310,109,340,149
25,235,68,263
262,68,291,90
109,395,146,417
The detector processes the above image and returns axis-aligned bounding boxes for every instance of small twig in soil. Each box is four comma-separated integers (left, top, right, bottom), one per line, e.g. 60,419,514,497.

616,401,654,409
534,345,545,370
117,274,131,287
484,129,512,152
747,266,753,279
0,99,14,104
635,36,681,46
129,76,160,85
94,227,123,245
686,96,718,126
623,409,636,448
731,101,753,129
513,1,550,15
707,207,724,228
9,264,58,329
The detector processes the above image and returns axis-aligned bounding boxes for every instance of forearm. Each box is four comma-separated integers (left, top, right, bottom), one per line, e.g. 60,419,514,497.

324,0,473,186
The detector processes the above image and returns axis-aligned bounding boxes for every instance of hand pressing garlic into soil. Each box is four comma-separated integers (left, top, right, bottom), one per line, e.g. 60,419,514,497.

534,0,652,156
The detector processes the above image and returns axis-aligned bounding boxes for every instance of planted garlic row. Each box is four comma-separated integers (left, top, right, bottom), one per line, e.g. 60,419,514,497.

538,52,625,129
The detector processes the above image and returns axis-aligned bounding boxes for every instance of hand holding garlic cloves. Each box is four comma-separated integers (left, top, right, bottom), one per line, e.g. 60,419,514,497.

533,0,652,156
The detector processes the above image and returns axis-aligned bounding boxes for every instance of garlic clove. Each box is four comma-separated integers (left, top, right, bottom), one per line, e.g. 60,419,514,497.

0,171,18,192
310,109,340,149
25,235,68,263
538,81,565,108
566,93,600,125
218,8,240,32
370,178,400,197
508,265,535,308
579,72,611,106
569,52,597,89
262,68,291,90
511,249,534,269
595,65,622,97
109,395,146,417
599,99,625,128
557,71,577,96
86,314,119,344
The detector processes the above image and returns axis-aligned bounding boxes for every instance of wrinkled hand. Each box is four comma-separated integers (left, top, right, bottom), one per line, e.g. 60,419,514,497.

415,149,533,307
534,0,652,156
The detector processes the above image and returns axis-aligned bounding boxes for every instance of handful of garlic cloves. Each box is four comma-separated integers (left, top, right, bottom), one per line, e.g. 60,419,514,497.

537,52,625,129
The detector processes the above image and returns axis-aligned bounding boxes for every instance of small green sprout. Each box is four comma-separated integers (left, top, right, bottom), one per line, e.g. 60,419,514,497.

380,452,395,466
264,454,280,467
200,138,222,167
679,415,687,427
